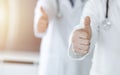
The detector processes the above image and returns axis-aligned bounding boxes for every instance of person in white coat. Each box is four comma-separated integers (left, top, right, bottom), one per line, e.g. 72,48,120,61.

34,0,92,75
69,0,120,75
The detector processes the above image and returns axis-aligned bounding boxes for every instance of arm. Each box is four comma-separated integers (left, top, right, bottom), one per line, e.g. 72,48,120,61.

34,0,57,38
69,0,100,60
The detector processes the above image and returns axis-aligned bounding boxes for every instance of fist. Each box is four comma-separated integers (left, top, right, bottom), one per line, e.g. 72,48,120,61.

72,16,91,55
37,7,48,33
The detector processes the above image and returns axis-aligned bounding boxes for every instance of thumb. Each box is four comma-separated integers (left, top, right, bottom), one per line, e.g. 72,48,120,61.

84,16,91,30
84,16,91,39
40,7,47,16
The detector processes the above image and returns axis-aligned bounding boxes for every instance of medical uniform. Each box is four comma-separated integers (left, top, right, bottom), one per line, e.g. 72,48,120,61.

34,0,91,75
69,0,120,75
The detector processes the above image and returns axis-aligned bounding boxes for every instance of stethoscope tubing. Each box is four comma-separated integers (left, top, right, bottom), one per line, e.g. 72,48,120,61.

106,0,109,18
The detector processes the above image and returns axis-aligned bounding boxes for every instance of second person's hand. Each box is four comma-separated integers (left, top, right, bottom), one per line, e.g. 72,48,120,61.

72,16,92,55
37,7,48,33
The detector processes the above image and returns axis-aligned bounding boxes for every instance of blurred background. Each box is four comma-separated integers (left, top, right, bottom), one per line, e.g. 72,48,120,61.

0,0,40,75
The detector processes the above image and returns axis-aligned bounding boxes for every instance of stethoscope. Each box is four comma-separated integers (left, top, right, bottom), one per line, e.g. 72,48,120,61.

56,0,79,19
56,0,62,19
101,0,112,31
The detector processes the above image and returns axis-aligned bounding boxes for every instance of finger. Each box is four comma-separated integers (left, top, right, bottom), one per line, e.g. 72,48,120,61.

78,32,89,39
77,39,90,45
84,16,92,39
73,43,89,51
84,16,91,30
74,49,88,55
40,7,47,16
73,30,88,39
79,50,88,55
79,45,89,50
73,38,89,45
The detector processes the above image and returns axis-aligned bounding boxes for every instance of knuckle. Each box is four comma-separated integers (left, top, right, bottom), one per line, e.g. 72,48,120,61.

82,50,88,54
74,49,80,53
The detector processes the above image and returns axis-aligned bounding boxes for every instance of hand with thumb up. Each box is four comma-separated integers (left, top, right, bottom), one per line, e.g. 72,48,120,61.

72,16,91,55
37,7,48,33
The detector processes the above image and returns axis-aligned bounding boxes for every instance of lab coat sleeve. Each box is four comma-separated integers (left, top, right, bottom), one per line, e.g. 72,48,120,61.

68,0,100,60
34,0,57,38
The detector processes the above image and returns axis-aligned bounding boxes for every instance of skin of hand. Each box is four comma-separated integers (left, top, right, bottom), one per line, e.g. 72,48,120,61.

72,16,91,55
37,7,49,33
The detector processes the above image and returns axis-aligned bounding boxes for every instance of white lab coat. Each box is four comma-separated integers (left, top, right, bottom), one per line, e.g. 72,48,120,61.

69,0,120,75
34,0,92,75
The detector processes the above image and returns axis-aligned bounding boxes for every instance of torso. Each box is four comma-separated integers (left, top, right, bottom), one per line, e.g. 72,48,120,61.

90,0,120,75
